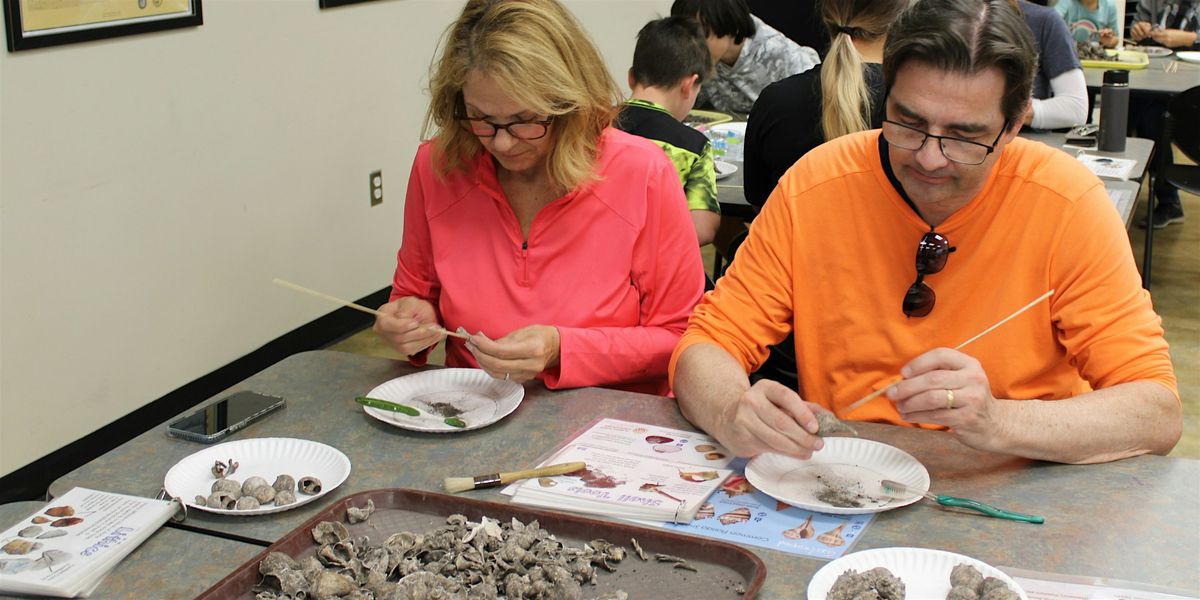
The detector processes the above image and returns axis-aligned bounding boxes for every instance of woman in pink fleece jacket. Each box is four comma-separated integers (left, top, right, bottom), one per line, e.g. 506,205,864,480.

372,0,706,396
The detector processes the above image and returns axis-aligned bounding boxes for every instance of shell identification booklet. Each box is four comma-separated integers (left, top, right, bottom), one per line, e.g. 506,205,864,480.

0,487,178,598
508,418,736,523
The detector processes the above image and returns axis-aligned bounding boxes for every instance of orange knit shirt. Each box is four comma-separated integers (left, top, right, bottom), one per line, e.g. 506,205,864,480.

670,131,1177,427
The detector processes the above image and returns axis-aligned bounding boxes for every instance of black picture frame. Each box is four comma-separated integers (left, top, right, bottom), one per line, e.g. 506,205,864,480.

319,0,377,8
4,0,202,52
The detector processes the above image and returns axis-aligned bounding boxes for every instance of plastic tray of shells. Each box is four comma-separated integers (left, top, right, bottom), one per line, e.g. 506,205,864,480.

195,488,765,599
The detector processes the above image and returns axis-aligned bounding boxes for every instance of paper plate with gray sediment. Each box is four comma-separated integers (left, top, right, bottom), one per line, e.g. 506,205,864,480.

808,547,1027,600
744,438,929,515
362,368,523,433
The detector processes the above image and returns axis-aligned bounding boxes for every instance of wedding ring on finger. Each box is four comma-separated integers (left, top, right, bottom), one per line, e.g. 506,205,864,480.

946,389,955,410
504,372,511,382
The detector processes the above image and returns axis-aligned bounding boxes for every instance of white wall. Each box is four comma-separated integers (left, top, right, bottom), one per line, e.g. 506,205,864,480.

0,0,670,476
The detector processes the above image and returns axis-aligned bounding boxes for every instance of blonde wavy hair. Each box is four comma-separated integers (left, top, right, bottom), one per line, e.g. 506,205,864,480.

423,0,624,191
820,0,910,140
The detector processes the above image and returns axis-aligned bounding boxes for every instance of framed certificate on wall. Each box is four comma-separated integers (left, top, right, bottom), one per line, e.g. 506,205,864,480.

4,0,202,52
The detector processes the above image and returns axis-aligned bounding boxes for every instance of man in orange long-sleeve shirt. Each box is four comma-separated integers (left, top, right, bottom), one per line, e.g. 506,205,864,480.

669,0,1181,465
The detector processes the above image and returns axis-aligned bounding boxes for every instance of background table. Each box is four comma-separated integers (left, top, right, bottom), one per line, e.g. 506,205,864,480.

48,351,1200,598
0,501,261,599
1083,56,1200,97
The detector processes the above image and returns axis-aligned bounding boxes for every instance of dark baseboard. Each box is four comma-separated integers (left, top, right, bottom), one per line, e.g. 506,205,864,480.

0,287,391,505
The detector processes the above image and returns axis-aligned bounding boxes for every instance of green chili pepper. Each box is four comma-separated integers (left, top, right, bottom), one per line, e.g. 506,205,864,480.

355,396,419,416
443,417,466,428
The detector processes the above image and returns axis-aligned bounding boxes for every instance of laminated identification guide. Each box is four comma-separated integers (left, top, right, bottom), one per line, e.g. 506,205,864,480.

0,488,178,598
658,458,875,560
509,418,735,523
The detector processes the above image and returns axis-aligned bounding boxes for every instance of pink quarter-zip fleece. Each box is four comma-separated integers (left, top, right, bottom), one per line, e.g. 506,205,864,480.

391,128,706,395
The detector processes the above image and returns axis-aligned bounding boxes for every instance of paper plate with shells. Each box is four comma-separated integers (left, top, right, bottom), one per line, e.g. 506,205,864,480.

361,369,524,433
744,438,929,515
163,437,350,516
807,547,1027,600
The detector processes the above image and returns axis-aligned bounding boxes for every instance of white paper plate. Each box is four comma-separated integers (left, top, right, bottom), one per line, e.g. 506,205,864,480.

1126,45,1172,57
744,438,929,515
808,547,1028,600
362,368,523,433
715,160,738,180
163,437,350,516
709,122,747,136
1176,51,1200,64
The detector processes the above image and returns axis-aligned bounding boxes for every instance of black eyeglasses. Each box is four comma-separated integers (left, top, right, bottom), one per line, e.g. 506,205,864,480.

454,114,554,140
882,119,1009,165
903,229,957,318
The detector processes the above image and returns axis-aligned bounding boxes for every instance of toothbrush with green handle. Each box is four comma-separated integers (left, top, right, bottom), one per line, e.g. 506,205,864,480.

881,480,1044,524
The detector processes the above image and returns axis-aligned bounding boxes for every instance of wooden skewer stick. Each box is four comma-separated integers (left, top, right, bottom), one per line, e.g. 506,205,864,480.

272,278,469,339
843,290,1056,414
443,461,587,494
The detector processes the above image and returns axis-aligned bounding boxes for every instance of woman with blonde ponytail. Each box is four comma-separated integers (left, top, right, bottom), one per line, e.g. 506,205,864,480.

743,0,909,209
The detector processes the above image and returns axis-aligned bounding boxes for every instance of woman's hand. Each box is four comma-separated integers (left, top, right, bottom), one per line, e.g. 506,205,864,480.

887,347,1000,451
372,296,443,356
464,325,561,383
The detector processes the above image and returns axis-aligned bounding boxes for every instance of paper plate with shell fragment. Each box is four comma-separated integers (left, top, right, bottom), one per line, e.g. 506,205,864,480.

361,368,524,433
163,437,350,516
745,438,929,515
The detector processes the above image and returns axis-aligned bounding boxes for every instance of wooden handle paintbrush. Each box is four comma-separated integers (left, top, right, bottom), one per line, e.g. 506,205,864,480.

444,462,586,494
843,290,1055,414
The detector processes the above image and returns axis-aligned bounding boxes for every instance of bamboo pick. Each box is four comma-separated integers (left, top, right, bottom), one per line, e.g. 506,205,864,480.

272,278,470,339
843,289,1055,414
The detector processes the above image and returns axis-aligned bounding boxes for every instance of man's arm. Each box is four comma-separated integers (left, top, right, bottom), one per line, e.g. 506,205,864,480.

888,348,1182,464
674,343,824,459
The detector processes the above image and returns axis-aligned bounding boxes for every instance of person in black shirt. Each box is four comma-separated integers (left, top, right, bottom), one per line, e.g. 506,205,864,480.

743,0,909,209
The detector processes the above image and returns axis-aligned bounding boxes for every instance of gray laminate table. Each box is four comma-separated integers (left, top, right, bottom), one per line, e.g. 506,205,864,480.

1083,56,1200,97
49,351,1200,598
0,501,262,599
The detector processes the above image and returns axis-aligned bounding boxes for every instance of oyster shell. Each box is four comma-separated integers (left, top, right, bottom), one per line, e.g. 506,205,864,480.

242,476,270,496
298,476,322,495
252,485,276,504
346,499,375,524
272,474,296,493
212,458,239,478
312,521,349,545
274,489,297,506
211,478,242,496
207,491,237,510
235,496,261,510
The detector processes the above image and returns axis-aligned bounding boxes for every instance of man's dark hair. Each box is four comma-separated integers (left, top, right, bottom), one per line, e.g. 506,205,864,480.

669,0,756,44
883,0,1037,129
631,16,713,88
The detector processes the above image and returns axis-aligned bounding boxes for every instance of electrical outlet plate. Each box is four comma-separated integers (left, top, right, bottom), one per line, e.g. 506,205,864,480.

370,170,383,206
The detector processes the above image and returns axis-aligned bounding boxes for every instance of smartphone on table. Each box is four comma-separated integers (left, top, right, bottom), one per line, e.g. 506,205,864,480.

166,391,285,443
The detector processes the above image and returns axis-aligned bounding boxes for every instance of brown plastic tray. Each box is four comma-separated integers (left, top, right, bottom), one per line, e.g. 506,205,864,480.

197,488,766,599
